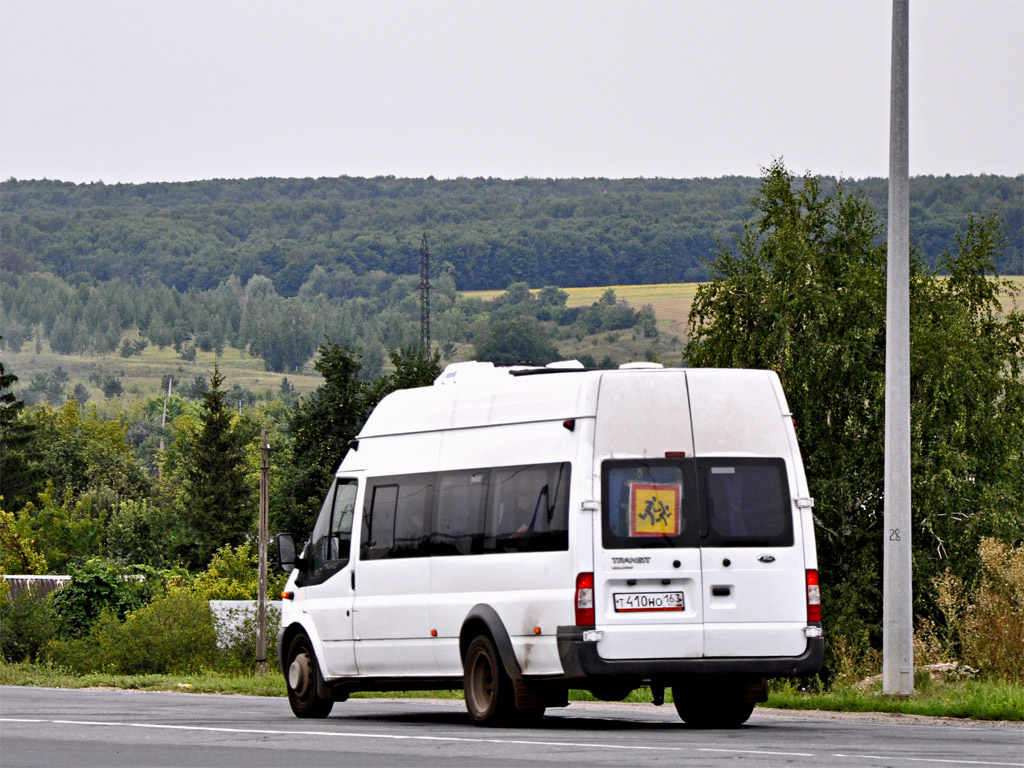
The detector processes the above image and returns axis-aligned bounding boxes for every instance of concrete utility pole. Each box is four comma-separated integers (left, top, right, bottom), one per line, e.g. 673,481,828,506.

158,376,172,474
419,234,431,353
883,0,914,696
257,429,269,675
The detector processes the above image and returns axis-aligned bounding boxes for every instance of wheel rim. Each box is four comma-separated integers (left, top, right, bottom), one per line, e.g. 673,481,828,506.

289,651,312,698
467,650,495,715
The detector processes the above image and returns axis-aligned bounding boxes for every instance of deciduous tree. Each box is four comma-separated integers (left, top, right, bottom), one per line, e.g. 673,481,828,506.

686,161,1024,668
281,342,368,536
473,316,560,365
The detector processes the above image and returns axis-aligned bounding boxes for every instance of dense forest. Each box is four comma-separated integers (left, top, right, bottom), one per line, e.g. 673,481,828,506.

1,269,656,383
3,174,1019,378
2,175,1021,296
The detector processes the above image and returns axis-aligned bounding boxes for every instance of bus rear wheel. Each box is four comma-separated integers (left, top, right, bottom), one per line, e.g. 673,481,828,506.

463,634,516,726
286,632,334,719
672,690,753,728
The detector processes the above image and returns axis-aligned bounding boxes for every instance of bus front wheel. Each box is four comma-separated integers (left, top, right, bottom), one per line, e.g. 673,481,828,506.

285,632,334,719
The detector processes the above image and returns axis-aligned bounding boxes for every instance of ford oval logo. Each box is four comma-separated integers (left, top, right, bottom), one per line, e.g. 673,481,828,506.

758,555,776,563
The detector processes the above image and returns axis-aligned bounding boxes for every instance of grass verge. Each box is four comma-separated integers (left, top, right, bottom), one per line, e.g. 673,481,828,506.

2,662,1019,721
766,679,1023,722
0,663,287,697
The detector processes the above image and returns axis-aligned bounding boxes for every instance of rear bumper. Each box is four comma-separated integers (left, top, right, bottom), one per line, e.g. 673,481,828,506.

555,625,824,680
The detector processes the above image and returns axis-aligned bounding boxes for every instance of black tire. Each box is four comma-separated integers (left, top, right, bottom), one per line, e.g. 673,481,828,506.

512,705,547,725
672,688,753,728
587,683,635,702
285,632,334,719
463,634,516,726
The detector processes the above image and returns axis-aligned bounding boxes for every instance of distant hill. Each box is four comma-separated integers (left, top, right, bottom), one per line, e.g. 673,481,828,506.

2,174,1020,293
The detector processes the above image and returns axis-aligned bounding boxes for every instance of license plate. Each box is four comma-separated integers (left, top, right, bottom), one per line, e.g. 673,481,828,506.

613,591,684,612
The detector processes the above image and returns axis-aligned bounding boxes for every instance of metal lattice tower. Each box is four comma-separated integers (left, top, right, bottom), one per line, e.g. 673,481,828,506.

419,233,431,352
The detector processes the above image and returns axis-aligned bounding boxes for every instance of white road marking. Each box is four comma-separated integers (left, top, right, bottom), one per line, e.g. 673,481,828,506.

699,747,815,756
832,753,1024,767
1,717,812,756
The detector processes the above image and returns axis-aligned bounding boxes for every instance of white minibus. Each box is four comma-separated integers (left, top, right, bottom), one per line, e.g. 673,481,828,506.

276,361,823,727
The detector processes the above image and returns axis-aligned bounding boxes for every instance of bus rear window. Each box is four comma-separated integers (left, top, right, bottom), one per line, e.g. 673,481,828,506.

602,460,699,549
602,458,794,549
698,458,793,547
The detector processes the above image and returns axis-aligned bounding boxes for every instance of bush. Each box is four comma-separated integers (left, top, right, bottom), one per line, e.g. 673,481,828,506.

912,538,1023,683
45,628,105,672
190,542,286,601
824,626,881,688
915,568,968,665
962,539,1024,681
0,586,56,662
107,590,220,674
48,559,160,639
830,537,1023,687
41,545,285,675
48,590,219,674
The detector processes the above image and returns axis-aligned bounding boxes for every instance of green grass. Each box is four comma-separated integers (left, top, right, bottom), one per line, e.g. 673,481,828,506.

766,678,1024,722
0,662,288,697
2,662,1019,720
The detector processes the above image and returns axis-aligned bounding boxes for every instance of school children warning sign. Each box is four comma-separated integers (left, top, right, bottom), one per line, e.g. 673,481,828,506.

628,482,682,537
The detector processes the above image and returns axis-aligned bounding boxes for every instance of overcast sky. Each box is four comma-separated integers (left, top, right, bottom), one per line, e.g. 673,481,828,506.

1,0,1021,184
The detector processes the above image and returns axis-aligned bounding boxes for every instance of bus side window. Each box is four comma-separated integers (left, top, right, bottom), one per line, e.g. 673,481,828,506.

486,466,536,551
393,476,432,558
362,484,397,560
300,478,357,585
534,462,570,552
485,463,570,553
433,470,487,556
331,481,356,560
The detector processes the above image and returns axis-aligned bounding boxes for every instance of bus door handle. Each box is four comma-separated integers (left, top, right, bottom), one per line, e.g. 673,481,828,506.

711,585,731,597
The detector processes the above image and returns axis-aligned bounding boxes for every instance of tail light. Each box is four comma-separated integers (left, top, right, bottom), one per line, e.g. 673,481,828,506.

806,569,821,623
575,572,595,626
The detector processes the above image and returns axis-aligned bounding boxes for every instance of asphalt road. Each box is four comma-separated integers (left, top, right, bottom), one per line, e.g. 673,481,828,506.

1,686,1021,768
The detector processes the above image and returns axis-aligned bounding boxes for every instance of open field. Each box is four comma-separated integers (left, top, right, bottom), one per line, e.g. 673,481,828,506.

468,276,1024,337
464,282,701,339
1004,275,1024,311
2,343,326,406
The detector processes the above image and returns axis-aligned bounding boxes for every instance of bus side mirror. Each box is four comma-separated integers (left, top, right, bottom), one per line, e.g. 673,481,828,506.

276,533,300,573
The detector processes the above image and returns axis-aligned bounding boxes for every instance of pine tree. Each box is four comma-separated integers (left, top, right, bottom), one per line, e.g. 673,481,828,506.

0,357,39,511
182,364,249,568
